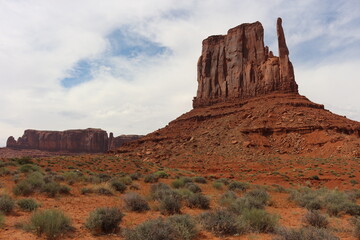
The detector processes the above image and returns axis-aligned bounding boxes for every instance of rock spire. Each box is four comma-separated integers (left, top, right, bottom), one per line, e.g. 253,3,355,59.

193,17,298,108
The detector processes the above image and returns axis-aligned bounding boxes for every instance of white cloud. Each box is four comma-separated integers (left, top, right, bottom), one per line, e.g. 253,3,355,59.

0,0,360,146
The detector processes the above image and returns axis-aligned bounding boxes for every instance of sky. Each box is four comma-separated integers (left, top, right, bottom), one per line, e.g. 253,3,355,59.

0,0,360,146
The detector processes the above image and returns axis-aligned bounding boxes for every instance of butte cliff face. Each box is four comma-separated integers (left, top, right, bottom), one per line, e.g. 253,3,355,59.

117,18,360,175
193,18,298,107
6,129,143,153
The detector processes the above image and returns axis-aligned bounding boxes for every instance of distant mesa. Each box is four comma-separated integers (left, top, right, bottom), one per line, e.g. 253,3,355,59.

6,128,143,153
193,18,297,107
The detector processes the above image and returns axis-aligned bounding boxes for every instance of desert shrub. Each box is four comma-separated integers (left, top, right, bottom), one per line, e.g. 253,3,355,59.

172,179,185,189
272,184,288,193
174,188,193,200
274,226,339,240
186,183,202,193
14,156,33,165
352,217,360,239
42,182,61,197
129,172,141,180
0,167,11,176
81,187,93,195
144,174,158,183
110,180,127,193
123,193,149,212
95,186,113,196
27,172,45,189
345,203,360,216
17,198,39,211
212,181,224,190
193,176,207,184
13,180,34,196
58,185,71,195
124,218,177,240
303,211,328,228
167,214,198,240
63,171,81,184
186,193,210,209
150,183,172,200
244,188,269,206
97,173,111,182
85,207,124,235
228,181,249,192
159,194,182,215
19,164,40,173
239,208,278,233
0,195,15,214
154,171,169,179
199,210,239,236
115,176,132,185
28,209,72,239
219,191,238,207
0,213,4,227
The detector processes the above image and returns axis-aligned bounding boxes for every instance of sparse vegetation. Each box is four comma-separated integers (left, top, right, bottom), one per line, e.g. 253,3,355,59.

199,210,239,236
123,193,150,212
0,194,15,214
85,207,124,235
27,209,72,239
17,198,40,211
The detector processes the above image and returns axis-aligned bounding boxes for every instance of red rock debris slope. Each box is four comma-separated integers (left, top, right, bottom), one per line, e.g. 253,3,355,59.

117,18,360,171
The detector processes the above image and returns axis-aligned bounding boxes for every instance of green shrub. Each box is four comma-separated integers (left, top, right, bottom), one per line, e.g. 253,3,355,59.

42,182,61,197
159,194,182,215
17,198,39,211
193,176,207,184
95,186,113,196
154,171,169,179
199,210,239,236
219,191,237,207
14,156,33,165
63,171,81,184
352,217,360,239
150,183,173,200
186,183,202,193
110,180,127,193
19,164,40,173
244,188,269,207
167,214,198,240
124,218,176,240
172,179,185,189
274,226,339,240
123,193,149,212
186,193,210,209
0,167,11,176
0,195,15,214
27,172,45,189
303,211,328,228
228,181,249,192
144,174,158,183
0,213,4,227
239,208,278,233
28,209,72,239
129,172,141,180
212,181,224,190
81,187,93,195
13,180,34,196
85,207,124,234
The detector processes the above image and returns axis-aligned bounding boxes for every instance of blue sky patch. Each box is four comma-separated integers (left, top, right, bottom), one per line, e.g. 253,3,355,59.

61,60,94,88
107,28,168,58
61,28,169,88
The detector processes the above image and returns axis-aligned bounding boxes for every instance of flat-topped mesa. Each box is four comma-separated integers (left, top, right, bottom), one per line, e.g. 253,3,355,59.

193,17,298,108
7,128,109,153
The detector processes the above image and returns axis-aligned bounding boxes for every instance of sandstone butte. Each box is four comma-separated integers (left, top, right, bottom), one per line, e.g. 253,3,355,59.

117,18,360,171
6,128,142,153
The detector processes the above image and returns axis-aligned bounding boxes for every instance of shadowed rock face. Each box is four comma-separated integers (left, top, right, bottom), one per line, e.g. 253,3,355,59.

193,17,298,108
7,128,109,152
6,129,143,153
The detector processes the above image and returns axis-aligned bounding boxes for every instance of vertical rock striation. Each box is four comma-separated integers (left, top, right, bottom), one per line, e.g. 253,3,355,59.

193,17,298,108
